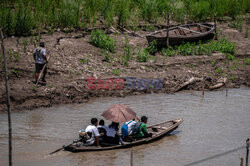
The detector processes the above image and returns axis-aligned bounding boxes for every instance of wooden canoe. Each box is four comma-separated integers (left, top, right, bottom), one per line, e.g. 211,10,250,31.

64,118,183,152
146,23,215,47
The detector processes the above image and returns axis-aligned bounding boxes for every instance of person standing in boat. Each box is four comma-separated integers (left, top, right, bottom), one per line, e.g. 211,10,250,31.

85,118,101,147
33,42,48,83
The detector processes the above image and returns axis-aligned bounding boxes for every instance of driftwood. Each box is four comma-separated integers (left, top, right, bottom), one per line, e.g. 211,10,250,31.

209,78,227,90
175,77,203,92
117,25,143,38
108,26,120,34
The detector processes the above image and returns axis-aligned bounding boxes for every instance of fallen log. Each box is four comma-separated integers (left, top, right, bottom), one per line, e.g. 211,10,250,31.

175,77,203,92
108,26,120,34
209,78,227,90
117,25,143,38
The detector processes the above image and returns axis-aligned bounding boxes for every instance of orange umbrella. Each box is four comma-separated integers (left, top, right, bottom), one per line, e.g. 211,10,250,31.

101,104,136,122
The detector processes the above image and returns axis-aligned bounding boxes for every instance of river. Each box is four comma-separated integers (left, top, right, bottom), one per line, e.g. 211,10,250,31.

0,87,249,166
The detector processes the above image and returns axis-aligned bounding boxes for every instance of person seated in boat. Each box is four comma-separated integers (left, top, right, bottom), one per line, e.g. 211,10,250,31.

121,116,140,138
134,116,152,138
97,119,108,142
85,118,101,147
105,122,123,145
97,119,108,134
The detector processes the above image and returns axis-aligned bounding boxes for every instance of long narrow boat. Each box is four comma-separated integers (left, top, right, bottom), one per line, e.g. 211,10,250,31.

146,23,215,47
64,118,183,152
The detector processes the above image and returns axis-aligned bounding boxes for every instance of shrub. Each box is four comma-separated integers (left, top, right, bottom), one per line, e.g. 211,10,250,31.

145,40,157,55
215,67,223,75
122,36,132,66
244,58,250,65
225,53,235,60
161,46,175,57
136,49,150,62
177,42,195,56
112,69,121,75
89,30,116,52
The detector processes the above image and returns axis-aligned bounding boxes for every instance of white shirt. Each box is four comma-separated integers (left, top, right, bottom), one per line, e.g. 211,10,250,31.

126,120,136,135
34,47,46,64
85,125,100,145
106,127,119,137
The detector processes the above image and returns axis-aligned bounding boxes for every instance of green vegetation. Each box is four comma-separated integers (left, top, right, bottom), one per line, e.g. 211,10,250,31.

9,50,20,62
225,53,235,60
229,74,237,81
160,38,236,57
152,56,157,63
161,46,175,57
121,36,133,66
23,39,28,53
136,49,150,62
244,58,250,65
1,0,250,36
30,35,34,44
103,51,113,62
228,17,243,30
79,55,90,64
210,59,216,66
89,30,116,52
215,67,223,75
112,68,121,75
145,40,157,55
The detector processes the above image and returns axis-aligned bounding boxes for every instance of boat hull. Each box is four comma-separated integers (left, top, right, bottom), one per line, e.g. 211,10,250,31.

64,118,183,152
146,23,215,48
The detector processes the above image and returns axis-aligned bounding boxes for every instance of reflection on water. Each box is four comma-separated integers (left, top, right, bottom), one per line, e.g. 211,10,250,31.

0,87,249,166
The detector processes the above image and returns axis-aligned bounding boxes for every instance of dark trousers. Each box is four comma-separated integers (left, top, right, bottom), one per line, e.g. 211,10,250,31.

35,63,47,80
102,135,120,145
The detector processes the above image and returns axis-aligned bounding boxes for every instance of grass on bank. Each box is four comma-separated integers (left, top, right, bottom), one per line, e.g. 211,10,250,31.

161,38,236,57
0,0,250,36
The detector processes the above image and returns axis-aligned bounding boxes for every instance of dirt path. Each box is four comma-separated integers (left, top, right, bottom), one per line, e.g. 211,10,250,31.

0,22,249,111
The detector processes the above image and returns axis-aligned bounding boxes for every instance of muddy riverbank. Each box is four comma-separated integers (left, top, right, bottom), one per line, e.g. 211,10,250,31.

0,22,249,111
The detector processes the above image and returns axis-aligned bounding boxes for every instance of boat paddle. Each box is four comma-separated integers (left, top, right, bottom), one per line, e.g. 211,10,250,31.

49,139,80,155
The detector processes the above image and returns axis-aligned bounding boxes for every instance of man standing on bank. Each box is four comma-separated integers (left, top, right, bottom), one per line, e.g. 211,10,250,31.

33,42,48,83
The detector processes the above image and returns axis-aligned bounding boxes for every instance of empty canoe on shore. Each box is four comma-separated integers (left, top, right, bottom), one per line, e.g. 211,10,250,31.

64,118,183,152
146,23,215,47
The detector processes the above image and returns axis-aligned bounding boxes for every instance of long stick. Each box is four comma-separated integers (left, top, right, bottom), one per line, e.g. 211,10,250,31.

241,157,244,166
49,139,79,155
214,13,217,40
35,55,50,86
130,148,133,166
246,138,249,166
202,76,205,96
1,29,12,166
166,12,170,48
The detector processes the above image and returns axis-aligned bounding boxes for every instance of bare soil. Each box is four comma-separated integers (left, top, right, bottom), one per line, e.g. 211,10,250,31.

0,22,249,111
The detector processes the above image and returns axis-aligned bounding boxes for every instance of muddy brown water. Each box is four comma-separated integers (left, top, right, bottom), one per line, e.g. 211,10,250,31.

0,87,249,166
